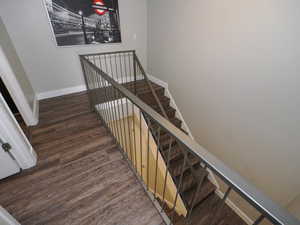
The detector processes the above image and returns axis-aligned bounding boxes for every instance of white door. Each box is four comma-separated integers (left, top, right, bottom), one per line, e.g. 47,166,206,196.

0,206,21,225
0,93,36,179
0,137,20,179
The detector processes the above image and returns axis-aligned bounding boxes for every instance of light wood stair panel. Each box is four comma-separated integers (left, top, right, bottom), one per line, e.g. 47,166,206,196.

109,111,188,217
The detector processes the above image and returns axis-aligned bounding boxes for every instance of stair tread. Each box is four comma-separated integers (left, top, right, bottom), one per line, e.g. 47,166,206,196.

182,178,216,207
139,95,170,106
151,105,176,117
170,154,201,177
125,79,165,95
162,145,183,161
159,133,177,149
178,166,208,193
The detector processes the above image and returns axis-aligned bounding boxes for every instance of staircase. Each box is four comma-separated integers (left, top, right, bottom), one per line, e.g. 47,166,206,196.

80,51,300,225
125,79,216,221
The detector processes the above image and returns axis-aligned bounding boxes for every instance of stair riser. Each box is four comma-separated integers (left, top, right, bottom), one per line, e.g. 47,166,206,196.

137,88,165,99
139,96,170,107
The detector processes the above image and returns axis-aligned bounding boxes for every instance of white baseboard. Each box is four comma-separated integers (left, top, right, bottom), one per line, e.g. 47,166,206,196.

37,85,87,100
31,95,39,126
215,189,254,225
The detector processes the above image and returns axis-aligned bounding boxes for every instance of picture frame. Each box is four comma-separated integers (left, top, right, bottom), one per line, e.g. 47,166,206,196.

44,0,122,47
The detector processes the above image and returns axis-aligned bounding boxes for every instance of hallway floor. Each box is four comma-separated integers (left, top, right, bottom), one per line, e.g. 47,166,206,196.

0,91,164,225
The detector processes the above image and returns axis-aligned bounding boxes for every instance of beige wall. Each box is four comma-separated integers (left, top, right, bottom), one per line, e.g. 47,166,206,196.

288,194,300,220
0,0,147,95
147,0,300,211
0,17,35,111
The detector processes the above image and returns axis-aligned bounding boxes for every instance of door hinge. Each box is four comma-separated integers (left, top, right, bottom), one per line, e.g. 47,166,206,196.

0,138,21,170
2,142,12,152
0,138,12,152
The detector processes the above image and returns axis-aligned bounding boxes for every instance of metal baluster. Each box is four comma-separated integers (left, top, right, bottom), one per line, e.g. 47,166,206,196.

97,74,107,122
161,134,174,211
83,62,93,108
107,83,118,138
103,55,115,134
87,64,97,110
106,54,117,136
104,54,121,148
108,54,121,144
187,164,208,221
170,148,188,223
253,215,265,225
80,58,94,111
132,103,138,171
133,51,137,95
210,187,232,225
114,53,119,83
100,75,114,133
127,52,132,84
98,56,111,132
113,88,125,149
93,60,106,121
113,53,126,150
98,74,109,125
154,127,161,198
119,53,124,84
119,93,129,157
123,53,134,160
146,115,151,191
115,91,124,151
125,98,133,162
139,110,143,177
92,56,105,122
123,52,128,85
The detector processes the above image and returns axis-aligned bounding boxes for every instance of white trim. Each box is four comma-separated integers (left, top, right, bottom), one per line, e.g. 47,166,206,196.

147,74,220,188
0,94,37,169
36,75,144,100
147,74,194,139
32,95,39,125
0,46,38,126
0,206,21,225
37,85,87,100
215,189,254,225
147,74,169,89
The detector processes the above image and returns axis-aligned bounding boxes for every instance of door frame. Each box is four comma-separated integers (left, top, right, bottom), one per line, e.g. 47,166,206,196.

0,46,38,126
0,93,37,169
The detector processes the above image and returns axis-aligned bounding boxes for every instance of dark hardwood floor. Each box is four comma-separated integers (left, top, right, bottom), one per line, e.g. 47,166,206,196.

0,91,164,225
173,194,247,225
0,90,247,225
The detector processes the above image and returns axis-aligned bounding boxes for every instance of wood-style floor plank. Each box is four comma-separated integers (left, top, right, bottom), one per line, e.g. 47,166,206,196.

0,91,164,225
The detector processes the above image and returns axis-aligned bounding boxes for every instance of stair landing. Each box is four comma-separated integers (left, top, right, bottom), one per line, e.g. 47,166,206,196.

0,91,164,225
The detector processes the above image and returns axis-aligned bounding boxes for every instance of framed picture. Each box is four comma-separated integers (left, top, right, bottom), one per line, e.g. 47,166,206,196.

44,0,122,46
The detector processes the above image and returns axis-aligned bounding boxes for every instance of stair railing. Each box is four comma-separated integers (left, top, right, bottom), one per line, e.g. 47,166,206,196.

80,51,299,225
82,51,203,207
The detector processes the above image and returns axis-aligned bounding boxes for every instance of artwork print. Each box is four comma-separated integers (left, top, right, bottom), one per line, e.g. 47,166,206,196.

44,0,121,46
